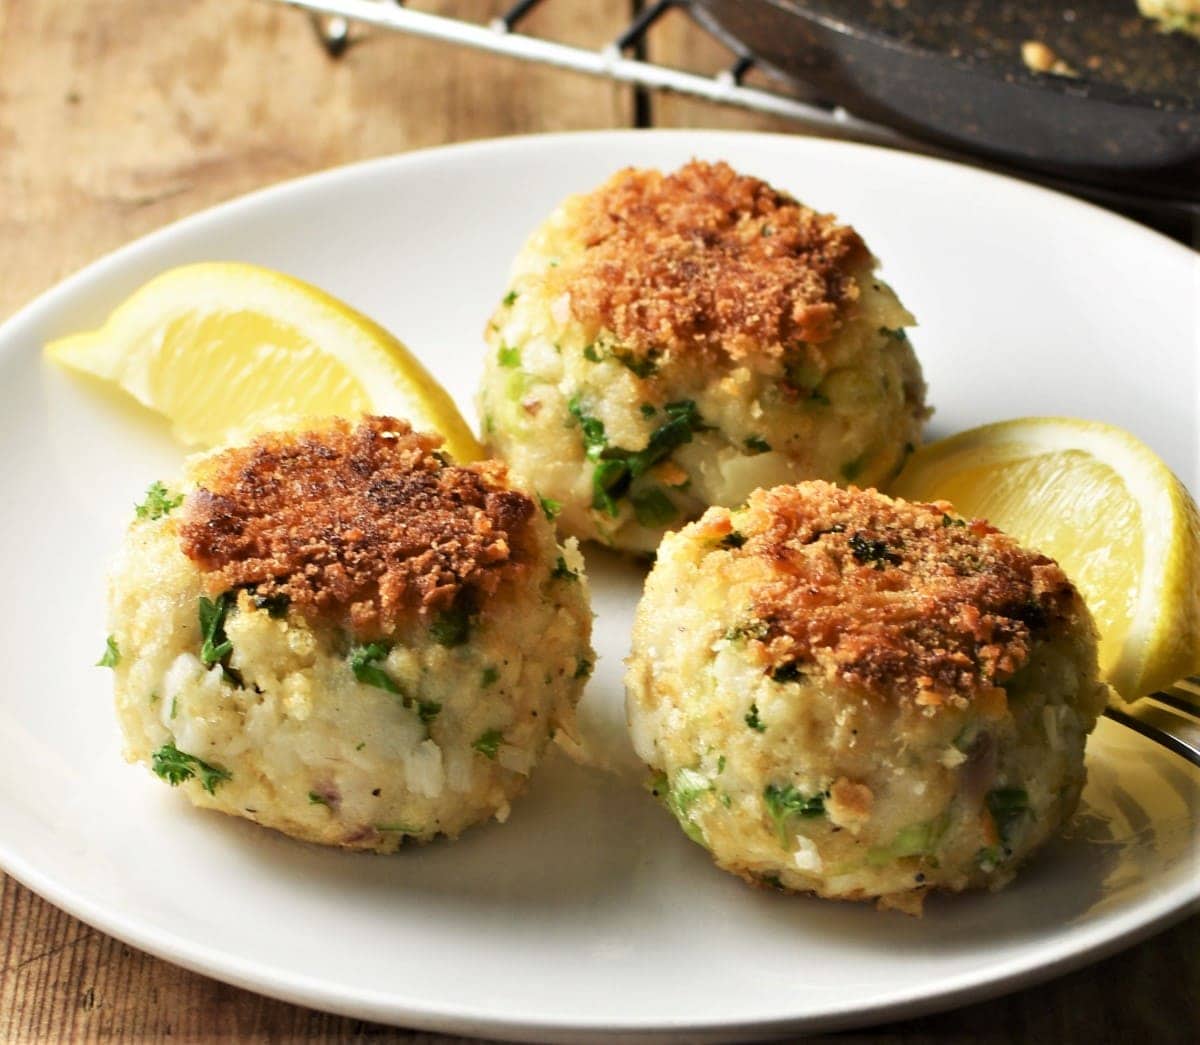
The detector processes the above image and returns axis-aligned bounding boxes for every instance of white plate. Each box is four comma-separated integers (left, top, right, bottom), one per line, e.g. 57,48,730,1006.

1,131,1197,1041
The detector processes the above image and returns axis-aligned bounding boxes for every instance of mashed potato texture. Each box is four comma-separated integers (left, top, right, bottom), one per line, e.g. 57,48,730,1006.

106,418,593,850
625,482,1109,913
479,161,928,553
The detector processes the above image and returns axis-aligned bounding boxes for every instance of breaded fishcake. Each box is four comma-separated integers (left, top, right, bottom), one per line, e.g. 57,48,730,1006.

107,418,593,850
625,481,1109,913
179,418,536,636
479,161,928,552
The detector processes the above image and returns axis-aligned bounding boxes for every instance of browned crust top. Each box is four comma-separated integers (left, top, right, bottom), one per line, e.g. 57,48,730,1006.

178,417,537,637
707,482,1083,707
565,160,870,363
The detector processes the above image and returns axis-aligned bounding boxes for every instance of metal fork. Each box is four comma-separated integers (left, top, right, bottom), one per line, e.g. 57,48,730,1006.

1105,678,1200,768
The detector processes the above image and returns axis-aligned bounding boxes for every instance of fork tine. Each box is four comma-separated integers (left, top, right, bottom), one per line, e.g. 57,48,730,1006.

1150,685,1200,717
1173,676,1200,701
1104,700,1200,769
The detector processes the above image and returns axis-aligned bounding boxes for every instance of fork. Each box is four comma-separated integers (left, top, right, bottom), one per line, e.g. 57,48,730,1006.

1105,677,1200,768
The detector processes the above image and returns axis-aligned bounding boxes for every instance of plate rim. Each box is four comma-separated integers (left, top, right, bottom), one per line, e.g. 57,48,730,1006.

2,786,1196,1040
2,128,1195,341
1,128,1197,1039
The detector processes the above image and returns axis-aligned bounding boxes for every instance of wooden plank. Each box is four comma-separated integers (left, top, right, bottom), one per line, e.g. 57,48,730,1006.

5,867,1197,1041
0,0,632,322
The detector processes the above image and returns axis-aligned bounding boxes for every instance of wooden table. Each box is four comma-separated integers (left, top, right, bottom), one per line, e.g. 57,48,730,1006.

1,2,1196,1040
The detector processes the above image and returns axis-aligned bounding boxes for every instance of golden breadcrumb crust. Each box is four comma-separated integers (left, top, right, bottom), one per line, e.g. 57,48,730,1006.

702,482,1082,707
565,160,869,363
179,416,536,637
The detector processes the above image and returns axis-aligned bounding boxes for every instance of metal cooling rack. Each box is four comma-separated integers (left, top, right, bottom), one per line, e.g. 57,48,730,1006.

266,0,1197,239
268,0,915,145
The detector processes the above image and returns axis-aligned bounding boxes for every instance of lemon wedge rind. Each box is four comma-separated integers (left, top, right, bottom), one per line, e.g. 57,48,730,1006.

45,262,483,462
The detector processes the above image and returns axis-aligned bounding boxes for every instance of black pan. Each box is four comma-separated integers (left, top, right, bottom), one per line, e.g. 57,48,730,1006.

692,0,1200,200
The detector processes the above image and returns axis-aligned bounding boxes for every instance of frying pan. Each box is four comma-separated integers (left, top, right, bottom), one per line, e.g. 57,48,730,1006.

692,0,1200,200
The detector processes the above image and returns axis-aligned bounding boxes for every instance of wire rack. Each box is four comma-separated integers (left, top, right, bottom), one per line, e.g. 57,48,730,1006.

266,0,1197,238
268,0,916,146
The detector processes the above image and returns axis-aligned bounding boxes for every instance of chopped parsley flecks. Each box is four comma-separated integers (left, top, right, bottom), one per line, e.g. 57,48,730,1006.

416,701,442,726
552,555,579,581
497,344,522,368
538,494,562,521
481,666,500,688
719,530,747,550
612,348,659,378
725,619,768,642
652,768,711,845
986,787,1030,845
717,755,727,774
976,844,1006,870
430,605,470,647
848,533,902,570
868,818,948,866
574,657,593,680
590,459,627,517
639,403,657,419
252,591,290,619
568,396,608,459
582,343,604,363
308,790,331,808
170,696,179,720
630,486,677,528
151,742,231,795
942,513,968,528
744,436,771,455
349,641,401,694
660,399,706,430
895,819,945,856
135,481,183,521
763,784,825,843
97,635,121,668
502,290,518,307
198,593,235,667
744,703,767,732
473,729,503,760
568,396,706,517
880,326,909,341
769,661,804,684
670,768,710,814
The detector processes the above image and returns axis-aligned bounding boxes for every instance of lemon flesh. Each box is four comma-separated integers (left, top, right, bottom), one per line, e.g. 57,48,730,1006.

893,418,1200,701
44,262,483,462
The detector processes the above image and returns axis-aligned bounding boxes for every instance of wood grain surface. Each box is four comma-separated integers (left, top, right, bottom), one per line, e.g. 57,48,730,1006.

1,1,1196,1041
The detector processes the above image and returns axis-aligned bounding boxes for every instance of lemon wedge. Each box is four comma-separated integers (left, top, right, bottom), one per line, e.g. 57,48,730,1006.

44,262,483,462
892,417,1200,701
